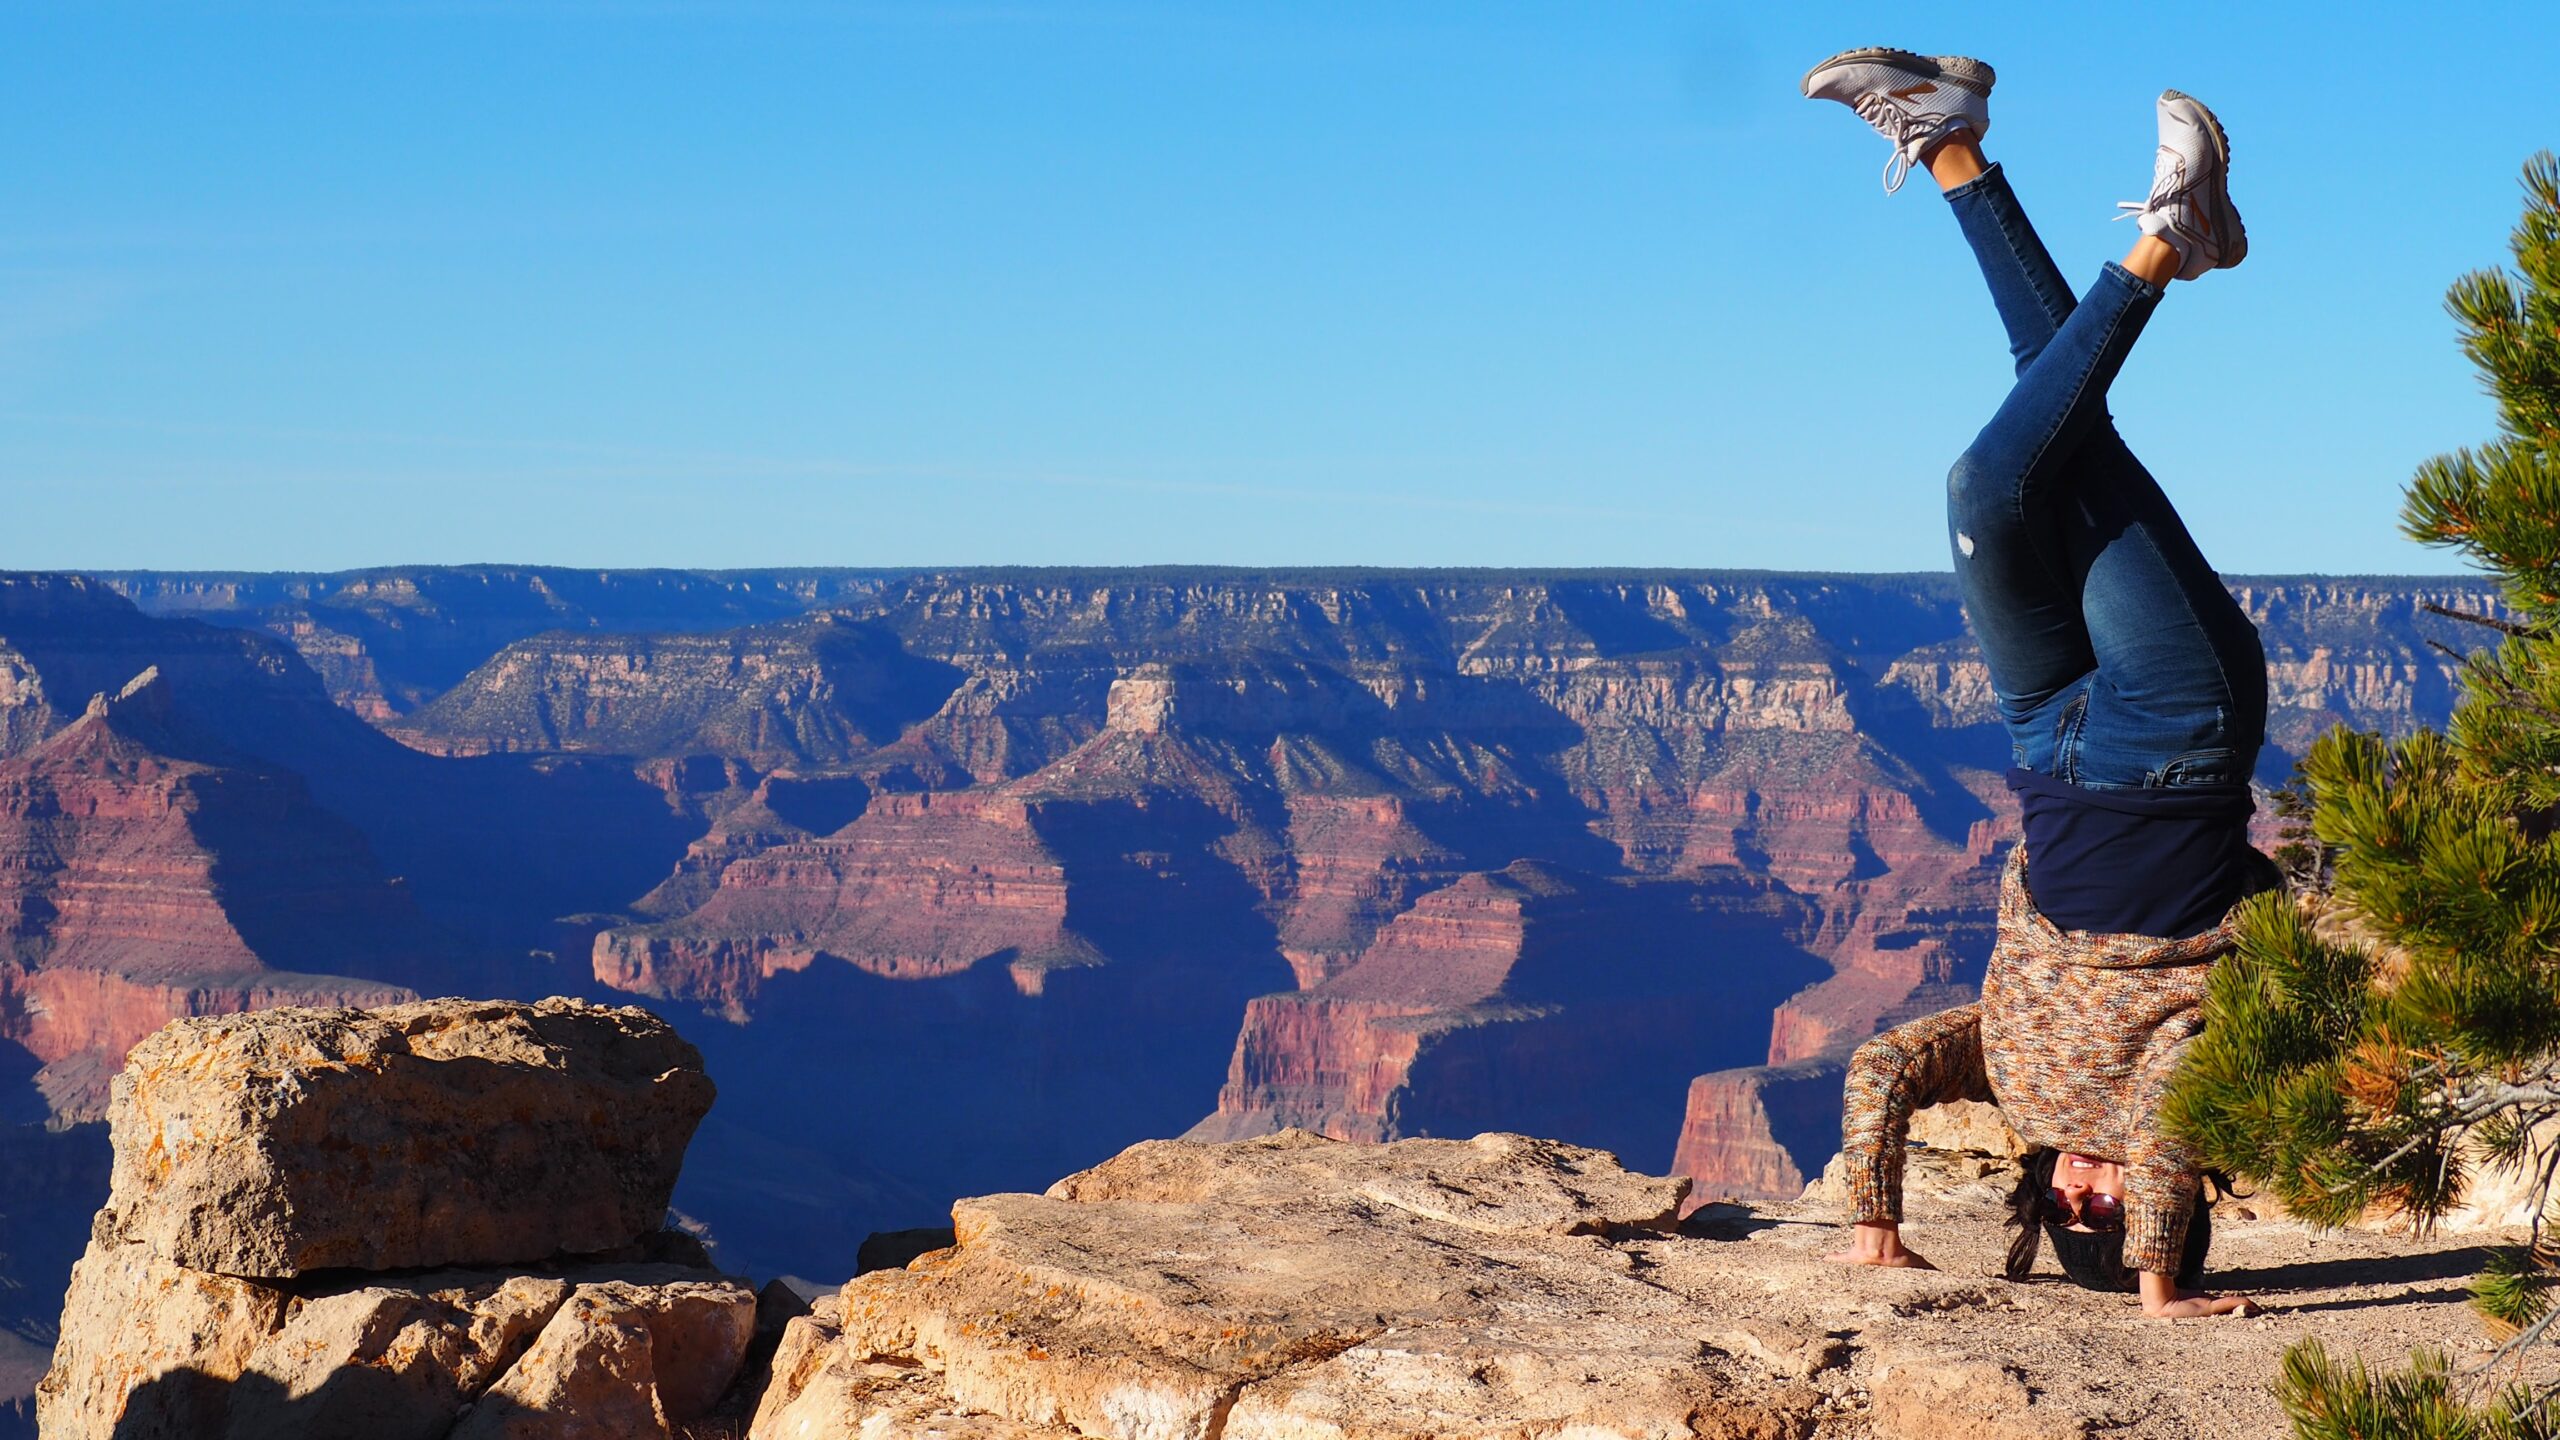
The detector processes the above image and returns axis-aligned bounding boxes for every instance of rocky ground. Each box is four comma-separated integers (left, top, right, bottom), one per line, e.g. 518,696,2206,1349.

40,998,2560,1439
757,1128,2558,1440
1774,1142,2555,1437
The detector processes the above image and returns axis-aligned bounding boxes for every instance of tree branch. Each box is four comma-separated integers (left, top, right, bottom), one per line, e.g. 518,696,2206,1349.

2473,1290,2560,1384
2332,1074,2560,1203
2424,600,2544,638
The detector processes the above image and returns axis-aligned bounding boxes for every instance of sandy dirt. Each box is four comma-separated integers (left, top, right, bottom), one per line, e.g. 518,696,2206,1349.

1690,1143,2560,1436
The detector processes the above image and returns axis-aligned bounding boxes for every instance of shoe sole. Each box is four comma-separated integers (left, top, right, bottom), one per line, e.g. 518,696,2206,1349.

2160,88,2246,269
1800,46,1996,99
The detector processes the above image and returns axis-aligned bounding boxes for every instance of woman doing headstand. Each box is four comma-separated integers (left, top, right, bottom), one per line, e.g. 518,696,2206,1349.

1800,48,2275,1320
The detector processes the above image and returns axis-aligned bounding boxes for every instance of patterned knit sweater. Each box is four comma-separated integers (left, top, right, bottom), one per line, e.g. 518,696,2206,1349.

1840,843,2267,1274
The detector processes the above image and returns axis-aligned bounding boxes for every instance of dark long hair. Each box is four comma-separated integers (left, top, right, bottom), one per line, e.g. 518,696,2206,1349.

2003,1147,2236,1291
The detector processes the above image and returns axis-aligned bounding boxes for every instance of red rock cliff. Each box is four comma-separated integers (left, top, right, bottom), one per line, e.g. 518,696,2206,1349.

0,671,420,1121
593,788,1101,1018
1189,861,1824,1170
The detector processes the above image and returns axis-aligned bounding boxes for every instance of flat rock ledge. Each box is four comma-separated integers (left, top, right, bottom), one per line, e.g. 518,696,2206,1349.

753,1129,1771,1440
39,998,754,1440
755,1129,2560,1440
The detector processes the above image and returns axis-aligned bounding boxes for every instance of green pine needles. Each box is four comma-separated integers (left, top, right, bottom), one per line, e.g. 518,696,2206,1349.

2166,154,2560,1433
2276,1343,2556,1440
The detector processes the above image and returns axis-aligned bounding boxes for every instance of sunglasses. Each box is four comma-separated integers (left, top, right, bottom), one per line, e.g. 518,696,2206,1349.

2042,1188,2125,1232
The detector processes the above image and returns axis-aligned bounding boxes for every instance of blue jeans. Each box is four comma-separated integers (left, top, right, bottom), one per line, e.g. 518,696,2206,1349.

1942,164,2265,789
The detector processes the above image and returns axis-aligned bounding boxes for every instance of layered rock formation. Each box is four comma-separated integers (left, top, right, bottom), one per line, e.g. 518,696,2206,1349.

397,614,964,764
621,768,874,922
1188,862,1825,1170
98,566,889,720
38,998,753,1440
595,789,1102,1016
91,566,2475,1250
0,669,427,1123
0,566,2501,1427
1669,1056,1854,1207
0,579,714,1431
0,574,696,956
907,580,2466,1171
593,690,1306,1219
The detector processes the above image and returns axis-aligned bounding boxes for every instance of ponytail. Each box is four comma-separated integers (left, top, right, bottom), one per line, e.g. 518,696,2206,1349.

2004,1147,2058,1281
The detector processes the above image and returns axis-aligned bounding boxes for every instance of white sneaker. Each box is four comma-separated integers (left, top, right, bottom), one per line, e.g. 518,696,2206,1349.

2117,90,2246,280
1800,47,1995,194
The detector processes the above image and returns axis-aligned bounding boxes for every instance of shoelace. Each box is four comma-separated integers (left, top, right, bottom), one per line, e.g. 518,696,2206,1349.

1850,92,1932,194
2113,145,2190,222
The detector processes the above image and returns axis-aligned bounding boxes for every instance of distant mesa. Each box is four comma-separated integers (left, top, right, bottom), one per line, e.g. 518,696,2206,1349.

393,615,967,766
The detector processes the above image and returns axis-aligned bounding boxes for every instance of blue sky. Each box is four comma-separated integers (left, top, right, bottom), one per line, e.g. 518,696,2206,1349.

0,1,2548,572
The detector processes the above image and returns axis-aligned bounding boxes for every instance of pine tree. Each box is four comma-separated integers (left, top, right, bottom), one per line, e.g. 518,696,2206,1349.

2164,153,2560,1435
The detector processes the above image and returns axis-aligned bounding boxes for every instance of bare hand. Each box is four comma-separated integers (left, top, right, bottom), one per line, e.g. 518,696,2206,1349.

2139,1272,2259,1318
1825,1220,1936,1270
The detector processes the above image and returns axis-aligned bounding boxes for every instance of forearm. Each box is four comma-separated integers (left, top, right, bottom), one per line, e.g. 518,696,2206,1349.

2122,1151,2200,1276
1842,1127,1908,1225
1840,1005,1992,1224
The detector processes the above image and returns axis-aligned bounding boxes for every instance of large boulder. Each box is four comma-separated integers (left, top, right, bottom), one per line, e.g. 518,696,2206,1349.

94,997,715,1277
39,997,751,1440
